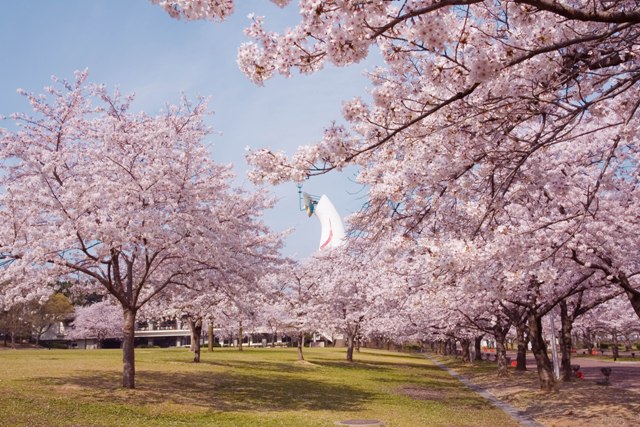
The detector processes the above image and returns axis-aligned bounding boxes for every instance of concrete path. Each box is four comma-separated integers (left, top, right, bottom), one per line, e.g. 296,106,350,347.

426,355,544,427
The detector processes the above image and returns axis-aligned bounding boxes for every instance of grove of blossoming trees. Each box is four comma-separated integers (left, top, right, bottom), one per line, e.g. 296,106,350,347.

150,0,640,391
0,0,636,399
0,71,284,388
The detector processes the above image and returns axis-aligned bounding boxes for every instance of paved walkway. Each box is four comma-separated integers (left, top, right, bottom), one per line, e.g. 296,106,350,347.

426,355,544,427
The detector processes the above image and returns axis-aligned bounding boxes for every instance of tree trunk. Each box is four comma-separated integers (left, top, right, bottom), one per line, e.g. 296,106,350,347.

448,339,456,356
621,275,640,320
346,333,355,362
495,334,509,377
528,312,556,391
474,336,483,361
585,329,594,355
208,323,213,352
189,318,203,363
297,332,304,361
122,307,137,389
238,325,243,352
612,329,619,360
559,301,574,382
516,324,528,372
460,338,471,362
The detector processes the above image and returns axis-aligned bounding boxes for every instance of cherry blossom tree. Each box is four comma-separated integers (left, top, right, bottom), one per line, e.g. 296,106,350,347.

259,260,329,361
68,300,124,347
0,71,281,388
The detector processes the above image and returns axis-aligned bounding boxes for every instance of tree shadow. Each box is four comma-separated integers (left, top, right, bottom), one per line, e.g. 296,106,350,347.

309,360,392,372
198,358,315,373
40,369,375,412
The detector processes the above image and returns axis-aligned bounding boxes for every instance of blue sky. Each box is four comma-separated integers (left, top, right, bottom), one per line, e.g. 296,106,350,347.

0,1,376,259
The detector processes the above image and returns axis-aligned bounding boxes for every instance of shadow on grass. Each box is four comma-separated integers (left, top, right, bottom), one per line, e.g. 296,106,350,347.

40,369,375,412
198,358,316,373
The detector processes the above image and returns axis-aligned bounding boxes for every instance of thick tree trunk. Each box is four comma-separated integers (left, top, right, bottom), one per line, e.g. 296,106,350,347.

460,338,471,362
559,301,574,382
208,323,213,352
528,312,556,391
238,325,243,352
189,318,203,363
346,333,355,362
448,339,456,356
474,336,483,361
122,307,137,389
621,277,640,320
440,340,447,355
495,334,509,377
297,332,304,361
516,324,528,372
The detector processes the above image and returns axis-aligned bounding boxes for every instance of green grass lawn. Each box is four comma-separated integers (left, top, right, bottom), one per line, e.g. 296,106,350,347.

0,347,518,426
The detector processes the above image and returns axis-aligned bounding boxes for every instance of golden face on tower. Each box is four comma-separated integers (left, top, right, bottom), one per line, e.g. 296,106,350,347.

303,192,316,217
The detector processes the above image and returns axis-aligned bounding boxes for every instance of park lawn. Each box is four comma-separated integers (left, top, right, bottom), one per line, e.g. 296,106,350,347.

0,347,518,426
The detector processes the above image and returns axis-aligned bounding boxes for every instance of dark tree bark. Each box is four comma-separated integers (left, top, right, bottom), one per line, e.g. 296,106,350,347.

494,327,510,377
559,300,574,381
516,323,528,372
474,335,483,361
346,324,359,362
528,312,556,391
346,334,355,362
297,332,305,361
238,325,243,352
208,323,213,352
460,338,471,362
122,307,137,389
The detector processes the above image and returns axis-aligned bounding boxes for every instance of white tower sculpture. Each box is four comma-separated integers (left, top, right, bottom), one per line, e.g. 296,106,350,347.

302,192,345,250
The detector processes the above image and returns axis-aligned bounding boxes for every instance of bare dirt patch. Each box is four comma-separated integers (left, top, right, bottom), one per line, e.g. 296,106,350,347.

442,360,640,427
398,386,449,401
